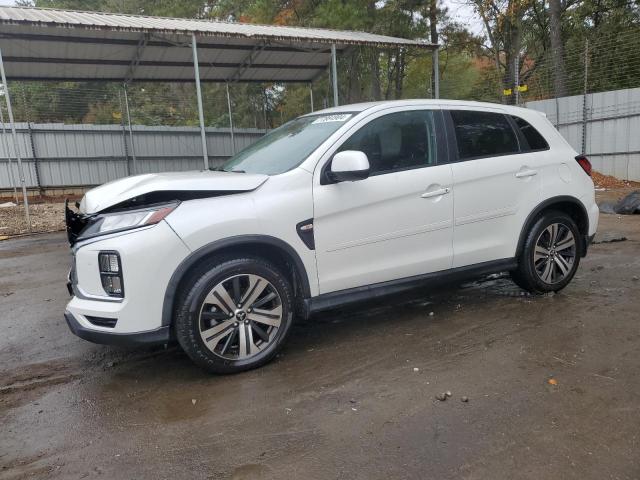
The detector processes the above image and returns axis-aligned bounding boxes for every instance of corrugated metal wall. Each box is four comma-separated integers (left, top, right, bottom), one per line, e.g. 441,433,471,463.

4,88,640,188
0,123,265,189
526,87,640,181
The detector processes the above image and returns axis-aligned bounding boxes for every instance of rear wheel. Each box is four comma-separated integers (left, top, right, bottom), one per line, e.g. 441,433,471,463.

511,211,581,293
175,257,294,374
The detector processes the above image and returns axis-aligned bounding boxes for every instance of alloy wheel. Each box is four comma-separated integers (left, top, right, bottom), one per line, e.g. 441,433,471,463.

533,222,576,284
198,274,283,360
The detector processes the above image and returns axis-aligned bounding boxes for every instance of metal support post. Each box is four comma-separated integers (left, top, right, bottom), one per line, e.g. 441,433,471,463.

26,122,41,192
309,84,314,112
117,90,131,176
0,47,30,230
0,105,18,203
226,82,235,155
122,83,137,175
581,39,589,155
192,33,209,170
20,85,41,192
331,44,339,107
432,48,440,99
263,88,268,133
514,54,520,105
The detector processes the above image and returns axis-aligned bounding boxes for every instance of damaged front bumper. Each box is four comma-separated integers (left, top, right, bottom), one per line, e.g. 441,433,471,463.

65,199,91,246
64,218,190,344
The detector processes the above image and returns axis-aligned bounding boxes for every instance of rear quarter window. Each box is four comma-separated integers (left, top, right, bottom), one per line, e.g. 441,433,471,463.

449,110,519,160
511,115,549,151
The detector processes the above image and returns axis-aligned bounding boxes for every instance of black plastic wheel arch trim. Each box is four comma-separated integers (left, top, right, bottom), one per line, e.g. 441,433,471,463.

161,235,311,327
515,195,590,258
303,258,518,316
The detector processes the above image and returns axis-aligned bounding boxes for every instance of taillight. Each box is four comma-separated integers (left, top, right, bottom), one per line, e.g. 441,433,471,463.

575,155,592,176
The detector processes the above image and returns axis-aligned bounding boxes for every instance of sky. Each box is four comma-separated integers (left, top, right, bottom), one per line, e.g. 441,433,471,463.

0,0,485,35
443,0,485,35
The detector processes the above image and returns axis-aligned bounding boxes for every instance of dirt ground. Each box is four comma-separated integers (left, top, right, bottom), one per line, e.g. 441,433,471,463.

1,201,640,479
0,202,65,238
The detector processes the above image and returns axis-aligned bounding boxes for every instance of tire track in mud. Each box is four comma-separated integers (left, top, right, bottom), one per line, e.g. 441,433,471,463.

0,360,81,412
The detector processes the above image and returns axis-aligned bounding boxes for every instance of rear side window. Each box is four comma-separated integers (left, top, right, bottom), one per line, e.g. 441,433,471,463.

450,110,519,160
511,115,549,151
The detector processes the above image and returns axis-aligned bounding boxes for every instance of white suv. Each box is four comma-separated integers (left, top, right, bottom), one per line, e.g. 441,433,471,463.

64,100,598,373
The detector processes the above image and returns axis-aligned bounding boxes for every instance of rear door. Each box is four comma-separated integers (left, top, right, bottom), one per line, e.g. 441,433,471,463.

312,107,454,294
444,108,542,267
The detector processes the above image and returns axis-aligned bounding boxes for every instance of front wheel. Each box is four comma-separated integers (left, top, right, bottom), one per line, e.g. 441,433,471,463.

175,257,294,374
511,211,581,294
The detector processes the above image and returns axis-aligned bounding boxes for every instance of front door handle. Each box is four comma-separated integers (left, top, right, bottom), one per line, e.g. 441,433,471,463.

515,169,538,178
421,187,450,199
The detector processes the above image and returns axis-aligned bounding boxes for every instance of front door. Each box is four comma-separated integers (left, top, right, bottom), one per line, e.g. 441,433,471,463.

313,108,454,294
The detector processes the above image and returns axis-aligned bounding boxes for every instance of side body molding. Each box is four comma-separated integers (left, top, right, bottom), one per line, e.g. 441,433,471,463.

161,235,312,327
516,195,590,257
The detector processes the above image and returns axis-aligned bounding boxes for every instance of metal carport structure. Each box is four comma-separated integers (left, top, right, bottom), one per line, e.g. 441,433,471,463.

0,5,437,228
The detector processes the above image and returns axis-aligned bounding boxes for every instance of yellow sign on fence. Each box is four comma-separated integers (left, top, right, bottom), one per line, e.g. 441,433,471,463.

504,85,528,96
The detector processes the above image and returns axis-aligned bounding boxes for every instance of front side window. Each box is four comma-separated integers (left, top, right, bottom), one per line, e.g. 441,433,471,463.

222,113,355,175
450,110,519,160
337,110,438,175
511,115,549,151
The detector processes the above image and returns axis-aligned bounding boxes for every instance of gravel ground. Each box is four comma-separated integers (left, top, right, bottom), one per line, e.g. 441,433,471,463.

0,202,65,238
592,171,640,189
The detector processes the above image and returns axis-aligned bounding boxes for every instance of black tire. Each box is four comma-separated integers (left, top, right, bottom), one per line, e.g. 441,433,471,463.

174,256,294,374
511,210,581,294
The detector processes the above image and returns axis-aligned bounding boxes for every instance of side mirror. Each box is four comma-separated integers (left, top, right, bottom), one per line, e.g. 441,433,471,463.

328,151,370,182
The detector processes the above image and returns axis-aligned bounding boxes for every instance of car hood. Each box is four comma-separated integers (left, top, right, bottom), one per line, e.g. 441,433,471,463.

79,170,268,214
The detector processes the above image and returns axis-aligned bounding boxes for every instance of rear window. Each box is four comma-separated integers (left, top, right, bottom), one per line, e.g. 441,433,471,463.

511,115,549,151
450,110,519,160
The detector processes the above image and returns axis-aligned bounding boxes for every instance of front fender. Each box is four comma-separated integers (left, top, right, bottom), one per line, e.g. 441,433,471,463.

160,235,311,327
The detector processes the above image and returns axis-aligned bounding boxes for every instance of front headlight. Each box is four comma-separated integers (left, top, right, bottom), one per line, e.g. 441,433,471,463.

77,202,178,241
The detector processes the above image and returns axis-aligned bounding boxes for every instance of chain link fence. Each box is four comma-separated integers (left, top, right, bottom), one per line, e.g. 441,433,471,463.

438,28,640,105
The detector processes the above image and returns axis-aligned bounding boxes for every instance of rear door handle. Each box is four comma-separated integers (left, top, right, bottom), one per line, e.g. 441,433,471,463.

421,187,450,199
515,169,538,178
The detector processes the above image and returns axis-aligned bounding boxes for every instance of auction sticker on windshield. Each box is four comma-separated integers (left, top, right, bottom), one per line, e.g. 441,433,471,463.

312,114,353,124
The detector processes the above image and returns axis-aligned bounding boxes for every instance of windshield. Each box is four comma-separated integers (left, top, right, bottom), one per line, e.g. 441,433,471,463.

221,113,354,175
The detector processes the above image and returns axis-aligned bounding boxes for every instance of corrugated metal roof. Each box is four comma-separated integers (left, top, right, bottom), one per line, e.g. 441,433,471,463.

0,6,433,49
0,6,434,83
